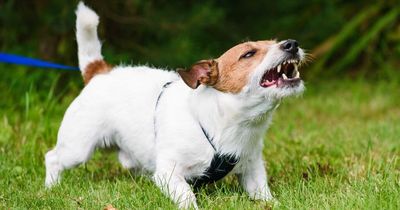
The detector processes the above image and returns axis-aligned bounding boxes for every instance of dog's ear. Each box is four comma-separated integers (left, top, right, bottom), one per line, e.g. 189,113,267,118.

177,59,219,89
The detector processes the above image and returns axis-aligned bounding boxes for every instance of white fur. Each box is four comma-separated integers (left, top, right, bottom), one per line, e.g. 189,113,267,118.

45,2,305,209
76,2,102,72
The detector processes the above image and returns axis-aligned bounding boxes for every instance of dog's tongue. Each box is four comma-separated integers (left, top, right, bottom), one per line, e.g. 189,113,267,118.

261,79,276,87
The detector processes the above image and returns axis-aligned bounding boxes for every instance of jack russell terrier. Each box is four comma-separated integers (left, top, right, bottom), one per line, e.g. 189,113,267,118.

45,2,307,209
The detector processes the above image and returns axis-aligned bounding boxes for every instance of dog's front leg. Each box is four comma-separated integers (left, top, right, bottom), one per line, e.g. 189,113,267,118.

238,153,274,201
153,165,198,209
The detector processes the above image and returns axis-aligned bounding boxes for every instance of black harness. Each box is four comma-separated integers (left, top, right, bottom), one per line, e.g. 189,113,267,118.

154,81,239,188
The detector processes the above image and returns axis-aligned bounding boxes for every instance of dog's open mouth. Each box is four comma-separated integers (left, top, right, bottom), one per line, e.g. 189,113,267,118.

260,59,301,88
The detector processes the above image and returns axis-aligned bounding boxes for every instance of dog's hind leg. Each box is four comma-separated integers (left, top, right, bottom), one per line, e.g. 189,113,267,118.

45,107,105,188
118,150,137,169
45,149,63,187
45,133,99,188
45,132,99,188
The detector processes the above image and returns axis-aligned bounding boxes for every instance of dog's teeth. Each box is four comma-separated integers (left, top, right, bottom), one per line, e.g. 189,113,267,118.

293,64,299,78
282,73,288,79
277,65,281,73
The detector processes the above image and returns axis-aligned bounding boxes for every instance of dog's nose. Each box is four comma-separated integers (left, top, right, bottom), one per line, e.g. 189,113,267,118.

281,39,299,54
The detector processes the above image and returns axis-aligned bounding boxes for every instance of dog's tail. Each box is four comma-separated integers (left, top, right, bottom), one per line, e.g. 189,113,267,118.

76,2,112,84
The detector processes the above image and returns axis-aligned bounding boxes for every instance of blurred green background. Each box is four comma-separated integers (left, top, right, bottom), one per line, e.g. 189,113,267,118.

1,0,399,79
1,1,400,209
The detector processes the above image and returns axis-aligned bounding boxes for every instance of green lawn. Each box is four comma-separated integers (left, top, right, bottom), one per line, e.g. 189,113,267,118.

0,68,399,209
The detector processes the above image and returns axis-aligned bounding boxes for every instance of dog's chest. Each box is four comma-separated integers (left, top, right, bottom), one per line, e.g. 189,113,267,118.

155,82,275,182
184,117,271,181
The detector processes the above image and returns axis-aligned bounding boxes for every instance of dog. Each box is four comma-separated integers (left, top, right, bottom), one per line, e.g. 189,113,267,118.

45,2,306,209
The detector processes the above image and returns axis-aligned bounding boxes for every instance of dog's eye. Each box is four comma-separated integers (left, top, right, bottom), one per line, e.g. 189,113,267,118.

240,50,257,60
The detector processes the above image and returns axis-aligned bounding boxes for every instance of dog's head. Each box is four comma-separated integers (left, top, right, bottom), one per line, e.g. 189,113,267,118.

178,39,306,99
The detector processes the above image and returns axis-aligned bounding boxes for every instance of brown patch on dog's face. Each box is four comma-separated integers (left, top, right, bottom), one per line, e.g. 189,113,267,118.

83,60,112,85
180,40,277,93
214,40,276,93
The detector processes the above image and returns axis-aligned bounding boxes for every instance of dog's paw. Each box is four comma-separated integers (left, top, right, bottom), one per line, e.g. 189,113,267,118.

250,189,273,201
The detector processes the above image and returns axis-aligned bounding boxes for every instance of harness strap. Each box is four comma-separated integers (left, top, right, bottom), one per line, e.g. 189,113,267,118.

154,81,240,188
199,123,217,151
154,81,173,139
190,106,240,188
189,153,239,188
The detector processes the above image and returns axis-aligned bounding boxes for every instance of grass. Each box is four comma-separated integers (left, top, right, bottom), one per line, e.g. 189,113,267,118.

0,66,399,209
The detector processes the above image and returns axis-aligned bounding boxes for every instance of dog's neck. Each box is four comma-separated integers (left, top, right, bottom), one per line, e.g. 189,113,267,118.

188,85,279,156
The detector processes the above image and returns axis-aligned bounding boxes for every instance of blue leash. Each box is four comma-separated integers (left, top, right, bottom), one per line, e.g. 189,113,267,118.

0,52,80,71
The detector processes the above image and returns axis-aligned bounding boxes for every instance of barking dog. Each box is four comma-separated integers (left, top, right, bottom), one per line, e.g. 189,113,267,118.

45,2,306,209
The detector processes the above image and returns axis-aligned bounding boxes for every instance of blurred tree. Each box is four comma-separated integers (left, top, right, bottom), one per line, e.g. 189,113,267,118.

0,0,398,79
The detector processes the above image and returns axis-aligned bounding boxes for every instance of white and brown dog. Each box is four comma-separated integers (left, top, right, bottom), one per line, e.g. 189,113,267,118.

45,2,306,209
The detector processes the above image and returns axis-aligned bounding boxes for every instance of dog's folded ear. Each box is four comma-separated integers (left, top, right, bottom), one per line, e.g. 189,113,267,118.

178,59,219,89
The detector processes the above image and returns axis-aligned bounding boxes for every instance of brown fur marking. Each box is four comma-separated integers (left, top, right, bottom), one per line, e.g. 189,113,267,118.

178,60,219,89
83,60,112,84
213,40,276,93
179,40,277,93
